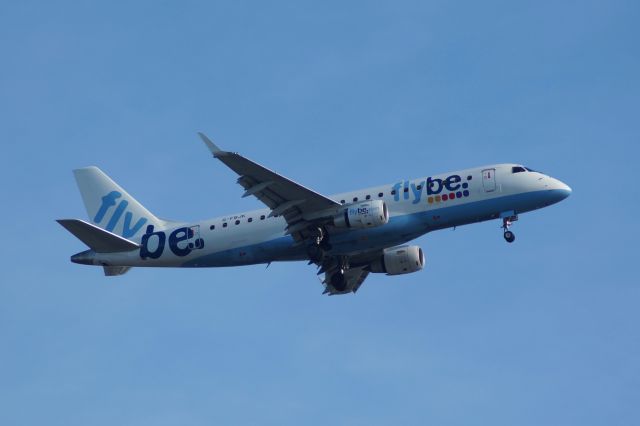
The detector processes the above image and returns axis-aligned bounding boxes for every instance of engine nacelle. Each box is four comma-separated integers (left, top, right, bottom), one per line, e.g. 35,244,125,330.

369,245,425,275
333,200,389,229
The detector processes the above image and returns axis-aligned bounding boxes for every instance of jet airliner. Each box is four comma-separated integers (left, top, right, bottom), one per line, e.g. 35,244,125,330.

58,134,571,295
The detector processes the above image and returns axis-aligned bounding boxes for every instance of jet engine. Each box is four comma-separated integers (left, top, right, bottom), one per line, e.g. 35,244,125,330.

333,200,389,229
369,245,425,275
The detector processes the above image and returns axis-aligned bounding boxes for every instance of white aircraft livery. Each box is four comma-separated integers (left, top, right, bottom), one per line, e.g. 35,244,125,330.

58,133,572,295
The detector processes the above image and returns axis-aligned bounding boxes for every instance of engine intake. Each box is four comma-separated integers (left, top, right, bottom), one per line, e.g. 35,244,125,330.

333,200,389,229
369,245,425,275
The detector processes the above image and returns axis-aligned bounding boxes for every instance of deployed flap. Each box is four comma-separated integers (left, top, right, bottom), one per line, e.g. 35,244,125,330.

57,219,140,253
323,266,370,295
316,249,384,295
198,133,339,229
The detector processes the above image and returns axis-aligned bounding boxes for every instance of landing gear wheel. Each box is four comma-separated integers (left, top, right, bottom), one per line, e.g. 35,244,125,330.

504,230,515,243
330,272,346,292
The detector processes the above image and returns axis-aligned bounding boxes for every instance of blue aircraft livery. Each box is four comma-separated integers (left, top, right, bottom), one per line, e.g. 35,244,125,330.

391,175,471,204
93,191,147,238
58,133,571,295
140,225,205,259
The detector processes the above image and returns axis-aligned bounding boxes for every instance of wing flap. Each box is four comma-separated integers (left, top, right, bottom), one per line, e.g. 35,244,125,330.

323,266,370,295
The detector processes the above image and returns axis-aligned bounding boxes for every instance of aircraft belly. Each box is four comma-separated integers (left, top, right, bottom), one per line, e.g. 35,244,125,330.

181,234,305,267
327,214,428,255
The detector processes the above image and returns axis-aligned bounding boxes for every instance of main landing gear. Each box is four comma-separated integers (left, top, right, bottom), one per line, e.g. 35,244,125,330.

501,214,518,243
329,256,350,292
330,271,346,291
306,226,331,263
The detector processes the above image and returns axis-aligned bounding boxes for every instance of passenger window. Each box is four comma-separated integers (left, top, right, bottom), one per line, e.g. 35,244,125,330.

223,222,228,228
353,197,358,202
467,175,472,180
417,185,422,190
366,195,371,200
248,218,253,223
235,220,240,225
340,200,345,204
378,192,383,197
403,187,408,193
260,215,265,220
391,190,396,195
209,224,215,230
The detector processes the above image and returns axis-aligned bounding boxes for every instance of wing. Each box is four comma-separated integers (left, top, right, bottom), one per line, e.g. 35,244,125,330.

199,133,340,241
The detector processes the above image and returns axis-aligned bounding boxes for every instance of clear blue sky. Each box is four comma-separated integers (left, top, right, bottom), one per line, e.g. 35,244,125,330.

1,1,638,425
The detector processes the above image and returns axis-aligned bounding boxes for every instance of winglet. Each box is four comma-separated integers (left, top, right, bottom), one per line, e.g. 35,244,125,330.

198,132,223,156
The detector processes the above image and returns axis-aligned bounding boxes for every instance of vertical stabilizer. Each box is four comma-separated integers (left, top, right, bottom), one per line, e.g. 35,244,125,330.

73,166,167,241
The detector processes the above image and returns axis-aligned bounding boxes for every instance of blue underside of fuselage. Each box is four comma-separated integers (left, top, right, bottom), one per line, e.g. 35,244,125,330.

181,189,567,268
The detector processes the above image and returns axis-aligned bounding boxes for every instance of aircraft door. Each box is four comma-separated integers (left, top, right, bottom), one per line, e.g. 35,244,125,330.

188,225,204,249
482,168,496,192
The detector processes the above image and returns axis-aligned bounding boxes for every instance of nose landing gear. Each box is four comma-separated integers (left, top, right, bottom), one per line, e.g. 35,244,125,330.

501,214,518,243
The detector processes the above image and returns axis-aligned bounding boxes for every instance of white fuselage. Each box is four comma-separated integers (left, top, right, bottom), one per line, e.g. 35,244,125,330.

81,163,571,268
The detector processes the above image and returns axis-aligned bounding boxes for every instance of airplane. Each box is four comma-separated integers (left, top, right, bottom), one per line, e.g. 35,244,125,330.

58,133,572,295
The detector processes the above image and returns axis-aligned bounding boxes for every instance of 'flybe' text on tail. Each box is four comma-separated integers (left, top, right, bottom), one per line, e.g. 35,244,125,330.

73,166,168,240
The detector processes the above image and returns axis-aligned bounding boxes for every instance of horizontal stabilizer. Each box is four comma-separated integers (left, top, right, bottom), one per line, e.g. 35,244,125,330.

57,219,140,253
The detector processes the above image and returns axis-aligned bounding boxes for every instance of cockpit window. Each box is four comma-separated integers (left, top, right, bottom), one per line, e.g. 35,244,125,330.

524,166,538,172
512,166,526,173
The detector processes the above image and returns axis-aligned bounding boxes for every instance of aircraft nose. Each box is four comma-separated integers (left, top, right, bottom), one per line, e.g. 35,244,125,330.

555,179,572,199
559,182,572,199
545,177,572,203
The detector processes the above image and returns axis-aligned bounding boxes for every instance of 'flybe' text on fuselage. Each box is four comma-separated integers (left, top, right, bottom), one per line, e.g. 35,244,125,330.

391,174,471,204
140,225,205,259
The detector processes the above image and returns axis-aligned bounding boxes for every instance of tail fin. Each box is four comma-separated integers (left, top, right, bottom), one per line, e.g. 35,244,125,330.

73,166,167,241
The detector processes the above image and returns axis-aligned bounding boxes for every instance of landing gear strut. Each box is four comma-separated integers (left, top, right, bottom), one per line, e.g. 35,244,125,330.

314,226,332,251
310,226,324,246
502,214,518,243
306,226,331,263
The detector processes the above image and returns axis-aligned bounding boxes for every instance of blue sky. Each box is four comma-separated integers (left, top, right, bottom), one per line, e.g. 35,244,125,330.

1,1,638,425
